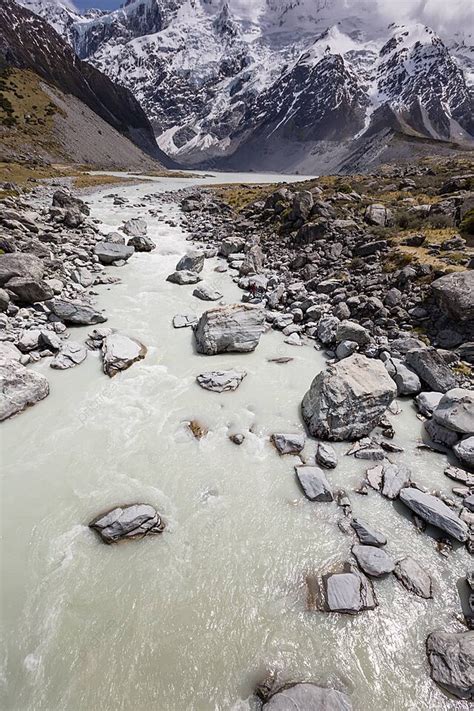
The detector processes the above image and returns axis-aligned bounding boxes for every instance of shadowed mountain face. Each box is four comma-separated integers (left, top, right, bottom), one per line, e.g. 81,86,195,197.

12,0,474,172
0,0,171,165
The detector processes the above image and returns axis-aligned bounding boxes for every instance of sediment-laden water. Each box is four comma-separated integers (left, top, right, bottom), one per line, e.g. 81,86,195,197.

1,172,470,711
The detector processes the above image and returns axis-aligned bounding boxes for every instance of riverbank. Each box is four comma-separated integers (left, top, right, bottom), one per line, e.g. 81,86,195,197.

1,169,473,710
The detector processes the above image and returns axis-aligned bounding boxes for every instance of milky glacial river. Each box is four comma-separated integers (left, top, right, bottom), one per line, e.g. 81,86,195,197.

1,172,470,711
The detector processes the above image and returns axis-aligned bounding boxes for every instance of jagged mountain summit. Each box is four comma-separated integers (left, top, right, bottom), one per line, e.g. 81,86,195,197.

16,0,474,172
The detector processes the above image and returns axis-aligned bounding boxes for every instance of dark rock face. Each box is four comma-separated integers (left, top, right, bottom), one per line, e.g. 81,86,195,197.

426,630,474,700
89,504,165,544
0,0,168,163
263,683,352,710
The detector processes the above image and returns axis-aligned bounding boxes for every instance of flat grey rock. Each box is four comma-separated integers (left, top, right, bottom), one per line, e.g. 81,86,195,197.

394,557,432,598
166,270,201,285
172,314,198,328
49,299,107,325
433,388,474,435
272,433,306,455
381,463,411,499
94,241,134,265
453,437,474,468
415,391,443,417
399,487,468,542
295,466,333,502
351,519,387,547
196,369,246,393
193,283,223,301
50,342,87,370
352,544,395,577
405,348,456,393
324,564,377,614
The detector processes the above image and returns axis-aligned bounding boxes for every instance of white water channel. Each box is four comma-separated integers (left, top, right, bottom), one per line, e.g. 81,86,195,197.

1,172,471,710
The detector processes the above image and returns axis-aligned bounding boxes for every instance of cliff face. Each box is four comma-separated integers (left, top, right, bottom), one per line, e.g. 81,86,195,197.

0,0,171,166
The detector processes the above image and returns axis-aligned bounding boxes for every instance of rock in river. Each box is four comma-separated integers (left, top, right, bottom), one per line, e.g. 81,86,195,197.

49,299,107,325
295,465,333,501
426,629,474,700
94,241,134,265
316,442,338,468
301,354,396,441
263,683,352,710
193,283,223,301
128,234,155,252
453,436,474,469
351,519,387,547
323,563,377,614
51,342,87,370
0,360,49,421
394,557,432,598
194,304,265,355
101,333,147,377
399,487,468,542
352,544,395,577
196,369,246,392
166,270,201,285
272,433,305,455
176,250,204,273
89,503,165,544
122,217,147,238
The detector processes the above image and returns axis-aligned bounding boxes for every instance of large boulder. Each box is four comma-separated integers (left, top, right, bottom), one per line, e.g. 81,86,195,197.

431,271,474,322
0,253,43,286
0,360,49,420
94,242,134,265
263,683,352,710
335,320,371,346
122,217,147,238
194,304,265,355
301,354,396,441
364,203,392,227
196,370,246,392
176,250,205,273
101,333,147,377
52,189,89,215
49,299,107,325
405,348,457,393
432,389,474,435
399,488,468,542
128,235,155,252
89,504,165,544
193,283,222,301
453,437,474,469
426,630,474,700
5,277,53,303
166,270,201,285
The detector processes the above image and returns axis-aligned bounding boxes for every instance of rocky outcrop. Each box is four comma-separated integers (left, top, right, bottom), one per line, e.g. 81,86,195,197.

196,370,246,393
426,630,474,700
101,333,147,377
399,488,468,542
89,504,165,544
301,354,396,441
263,683,352,710
194,304,265,355
0,360,49,420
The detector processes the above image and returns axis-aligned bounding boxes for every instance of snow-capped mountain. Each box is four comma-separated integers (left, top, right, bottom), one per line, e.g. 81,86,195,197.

17,0,474,172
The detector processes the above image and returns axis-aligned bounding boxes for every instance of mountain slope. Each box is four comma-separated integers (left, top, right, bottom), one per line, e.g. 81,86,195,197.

1,0,171,168
14,0,474,173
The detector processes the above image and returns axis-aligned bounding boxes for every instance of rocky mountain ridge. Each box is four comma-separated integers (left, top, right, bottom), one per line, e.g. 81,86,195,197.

18,0,474,172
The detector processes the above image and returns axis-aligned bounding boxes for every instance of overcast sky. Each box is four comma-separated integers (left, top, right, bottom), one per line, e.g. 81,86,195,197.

71,0,471,36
